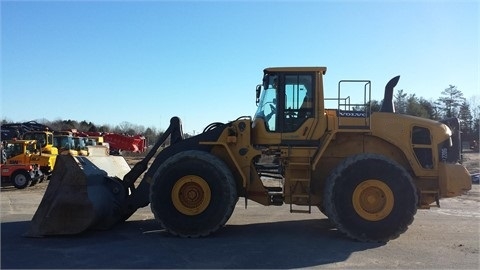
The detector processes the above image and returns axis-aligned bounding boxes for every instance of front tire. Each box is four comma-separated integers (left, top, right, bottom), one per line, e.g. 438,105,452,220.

150,150,237,237
324,153,417,242
12,170,31,189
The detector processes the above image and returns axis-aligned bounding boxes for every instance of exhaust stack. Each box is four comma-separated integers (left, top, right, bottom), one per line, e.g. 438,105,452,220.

379,75,400,113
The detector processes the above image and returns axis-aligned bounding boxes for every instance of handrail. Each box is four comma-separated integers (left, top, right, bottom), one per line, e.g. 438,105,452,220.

337,80,372,128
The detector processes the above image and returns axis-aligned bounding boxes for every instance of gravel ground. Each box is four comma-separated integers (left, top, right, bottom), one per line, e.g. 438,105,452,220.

1,151,478,269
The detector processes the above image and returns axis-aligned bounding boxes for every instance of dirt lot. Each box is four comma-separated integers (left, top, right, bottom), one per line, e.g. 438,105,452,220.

463,149,480,175
1,151,479,269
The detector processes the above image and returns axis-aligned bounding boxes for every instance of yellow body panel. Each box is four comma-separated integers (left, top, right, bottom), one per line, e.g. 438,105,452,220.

5,140,57,175
225,67,470,210
22,131,58,155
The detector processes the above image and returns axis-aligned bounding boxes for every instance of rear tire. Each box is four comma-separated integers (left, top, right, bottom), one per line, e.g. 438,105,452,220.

324,153,417,242
12,170,31,189
150,150,237,237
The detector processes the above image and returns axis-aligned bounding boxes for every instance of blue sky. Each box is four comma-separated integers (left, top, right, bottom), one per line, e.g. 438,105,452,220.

1,0,479,134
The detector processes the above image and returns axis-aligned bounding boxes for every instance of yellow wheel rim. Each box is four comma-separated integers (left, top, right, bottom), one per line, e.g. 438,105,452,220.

352,179,394,221
172,175,211,216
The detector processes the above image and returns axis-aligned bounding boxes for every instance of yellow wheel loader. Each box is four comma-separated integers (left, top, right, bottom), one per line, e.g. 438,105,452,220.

22,130,58,155
25,67,471,242
22,130,58,176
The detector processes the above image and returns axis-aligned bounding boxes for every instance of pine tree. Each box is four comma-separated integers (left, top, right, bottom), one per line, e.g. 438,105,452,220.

394,89,408,114
437,85,465,118
406,94,429,118
459,101,473,137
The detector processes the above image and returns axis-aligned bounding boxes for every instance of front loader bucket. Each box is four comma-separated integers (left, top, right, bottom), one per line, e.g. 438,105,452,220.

24,153,131,237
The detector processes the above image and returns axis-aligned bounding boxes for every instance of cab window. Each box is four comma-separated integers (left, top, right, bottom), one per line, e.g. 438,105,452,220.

254,75,278,131
283,74,314,132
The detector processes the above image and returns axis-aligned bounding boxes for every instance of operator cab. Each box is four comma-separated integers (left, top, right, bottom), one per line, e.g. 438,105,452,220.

252,67,327,145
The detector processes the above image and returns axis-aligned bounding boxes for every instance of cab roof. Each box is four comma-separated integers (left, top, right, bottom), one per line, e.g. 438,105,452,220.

264,67,327,74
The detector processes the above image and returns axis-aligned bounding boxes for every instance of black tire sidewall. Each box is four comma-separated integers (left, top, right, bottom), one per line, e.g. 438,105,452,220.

325,154,417,242
12,170,31,189
150,150,237,237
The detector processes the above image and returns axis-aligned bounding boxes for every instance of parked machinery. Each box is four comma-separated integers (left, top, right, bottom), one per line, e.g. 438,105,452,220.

75,131,147,155
1,121,53,141
0,163,43,189
22,130,58,155
53,131,79,156
0,141,44,188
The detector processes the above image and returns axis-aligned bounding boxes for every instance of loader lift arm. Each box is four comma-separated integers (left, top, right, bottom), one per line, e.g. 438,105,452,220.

123,116,183,191
120,117,184,218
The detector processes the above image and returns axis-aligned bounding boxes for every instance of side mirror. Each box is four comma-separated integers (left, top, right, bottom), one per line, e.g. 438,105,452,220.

255,84,261,106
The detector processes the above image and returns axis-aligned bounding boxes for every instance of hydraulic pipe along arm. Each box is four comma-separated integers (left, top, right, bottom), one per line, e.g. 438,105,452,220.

122,116,183,191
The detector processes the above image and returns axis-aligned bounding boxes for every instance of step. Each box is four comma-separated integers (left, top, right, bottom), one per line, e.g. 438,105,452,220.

290,209,311,214
421,190,440,207
266,186,282,192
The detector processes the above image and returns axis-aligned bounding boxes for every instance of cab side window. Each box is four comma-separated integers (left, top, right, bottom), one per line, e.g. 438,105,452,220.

283,75,314,132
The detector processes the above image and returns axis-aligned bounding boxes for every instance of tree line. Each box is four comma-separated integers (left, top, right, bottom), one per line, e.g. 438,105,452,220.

371,85,479,142
2,85,479,145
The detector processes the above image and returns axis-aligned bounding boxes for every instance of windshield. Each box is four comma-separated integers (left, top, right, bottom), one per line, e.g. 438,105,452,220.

4,143,24,159
26,142,37,153
73,137,87,150
54,136,74,149
254,75,278,131
23,132,48,148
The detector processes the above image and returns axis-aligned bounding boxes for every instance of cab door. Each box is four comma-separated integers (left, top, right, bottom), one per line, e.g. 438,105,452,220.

252,71,319,146
277,73,317,144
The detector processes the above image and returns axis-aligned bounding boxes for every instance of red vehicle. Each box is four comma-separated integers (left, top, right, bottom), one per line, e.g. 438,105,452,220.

1,163,44,189
74,131,147,155
102,133,147,155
